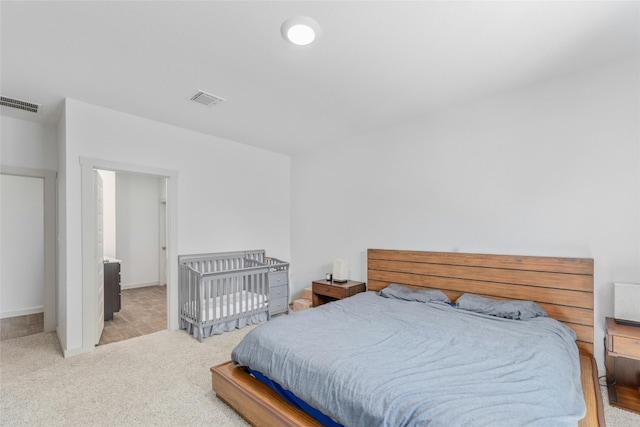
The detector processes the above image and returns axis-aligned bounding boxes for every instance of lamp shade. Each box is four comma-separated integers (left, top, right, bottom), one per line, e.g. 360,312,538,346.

333,259,349,283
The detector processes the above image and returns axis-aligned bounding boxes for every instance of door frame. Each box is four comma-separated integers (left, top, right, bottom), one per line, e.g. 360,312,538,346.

0,166,57,332
80,157,178,353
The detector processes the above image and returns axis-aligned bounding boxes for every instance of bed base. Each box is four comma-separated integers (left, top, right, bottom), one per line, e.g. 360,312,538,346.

212,355,604,427
211,361,323,427
211,249,605,426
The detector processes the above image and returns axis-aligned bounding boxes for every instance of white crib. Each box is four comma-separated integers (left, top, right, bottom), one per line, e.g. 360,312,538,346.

178,250,289,341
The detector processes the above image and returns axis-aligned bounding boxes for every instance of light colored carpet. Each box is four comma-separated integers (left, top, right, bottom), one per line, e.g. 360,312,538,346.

1,328,253,426
1,328,639,427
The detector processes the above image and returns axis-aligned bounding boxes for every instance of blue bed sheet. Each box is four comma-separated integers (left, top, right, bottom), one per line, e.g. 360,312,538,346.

248,367,343,427
232,291,585,427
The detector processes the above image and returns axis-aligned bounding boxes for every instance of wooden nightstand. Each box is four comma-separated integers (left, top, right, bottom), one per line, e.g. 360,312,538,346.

605,317,640,414
311,280,366,307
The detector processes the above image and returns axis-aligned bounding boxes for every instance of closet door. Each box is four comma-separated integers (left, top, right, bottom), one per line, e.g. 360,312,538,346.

95,170,104,344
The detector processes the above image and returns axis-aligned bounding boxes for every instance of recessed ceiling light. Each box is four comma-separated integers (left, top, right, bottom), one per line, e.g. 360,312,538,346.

281,16,320,46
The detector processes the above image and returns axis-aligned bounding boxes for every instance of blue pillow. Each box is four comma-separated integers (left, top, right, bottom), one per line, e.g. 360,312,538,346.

378,283,451,305
455,293,547,320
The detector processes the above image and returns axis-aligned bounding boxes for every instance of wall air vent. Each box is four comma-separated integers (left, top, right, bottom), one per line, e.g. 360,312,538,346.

189,90,226,107
0,96,40,113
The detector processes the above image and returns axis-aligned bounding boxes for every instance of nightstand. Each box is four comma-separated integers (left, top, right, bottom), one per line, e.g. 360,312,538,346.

311,280,366,307
605,317,640,414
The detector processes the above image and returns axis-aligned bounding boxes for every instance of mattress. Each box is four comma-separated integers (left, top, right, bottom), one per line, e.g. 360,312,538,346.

232,291,586,427
200,290,266,320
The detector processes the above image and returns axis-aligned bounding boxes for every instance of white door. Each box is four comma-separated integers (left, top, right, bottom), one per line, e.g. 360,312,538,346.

159,198,167,286
95,170,105,344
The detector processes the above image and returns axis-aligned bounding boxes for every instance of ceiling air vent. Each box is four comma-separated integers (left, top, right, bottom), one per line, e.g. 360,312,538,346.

0,96,40,113
189,90,226,107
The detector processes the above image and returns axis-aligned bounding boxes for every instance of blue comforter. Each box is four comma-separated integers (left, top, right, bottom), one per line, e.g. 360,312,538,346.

232,291,585,427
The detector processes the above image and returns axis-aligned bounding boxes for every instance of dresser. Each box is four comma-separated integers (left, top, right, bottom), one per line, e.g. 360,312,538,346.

605,317,640,414
268,270,289,316
104,259,121,321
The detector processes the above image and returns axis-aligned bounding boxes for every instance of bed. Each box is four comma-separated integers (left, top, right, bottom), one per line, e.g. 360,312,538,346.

179,250,289,341
211,249,605,426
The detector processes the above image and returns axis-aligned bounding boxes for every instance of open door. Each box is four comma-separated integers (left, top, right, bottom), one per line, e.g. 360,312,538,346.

159,198,167,286
158,178,168,286
95,170,104,344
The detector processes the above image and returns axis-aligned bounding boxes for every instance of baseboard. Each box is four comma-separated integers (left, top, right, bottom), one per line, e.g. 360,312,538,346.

121,281,160,290
0,306,44,319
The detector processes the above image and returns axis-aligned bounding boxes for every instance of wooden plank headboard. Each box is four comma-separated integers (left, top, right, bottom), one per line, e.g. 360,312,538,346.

367,249,595,355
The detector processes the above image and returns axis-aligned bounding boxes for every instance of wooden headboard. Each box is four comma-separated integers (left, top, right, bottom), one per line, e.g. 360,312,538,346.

367,249,595,355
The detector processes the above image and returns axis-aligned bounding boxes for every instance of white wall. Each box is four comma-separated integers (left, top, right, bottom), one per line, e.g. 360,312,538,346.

60,98,290,354
1,116,58,170
116,173,161,288
0,175,44,317
291,58,640,371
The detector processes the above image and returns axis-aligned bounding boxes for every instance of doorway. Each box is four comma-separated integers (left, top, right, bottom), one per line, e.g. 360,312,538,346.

0,166,56,339
80,158,178,354
96,169,168,345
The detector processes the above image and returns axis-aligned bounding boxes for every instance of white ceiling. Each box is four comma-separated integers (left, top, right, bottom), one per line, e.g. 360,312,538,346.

1,1,638,155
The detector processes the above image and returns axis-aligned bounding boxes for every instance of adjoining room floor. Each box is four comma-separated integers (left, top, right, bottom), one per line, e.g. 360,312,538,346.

99,285,166,345
0,312,44,341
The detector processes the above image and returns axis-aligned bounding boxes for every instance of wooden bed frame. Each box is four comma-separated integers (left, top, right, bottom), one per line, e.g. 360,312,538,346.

211,249,605,427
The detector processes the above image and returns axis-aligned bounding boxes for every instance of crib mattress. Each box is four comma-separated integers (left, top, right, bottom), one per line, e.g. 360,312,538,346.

196,290,266,320
181,290,268,339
